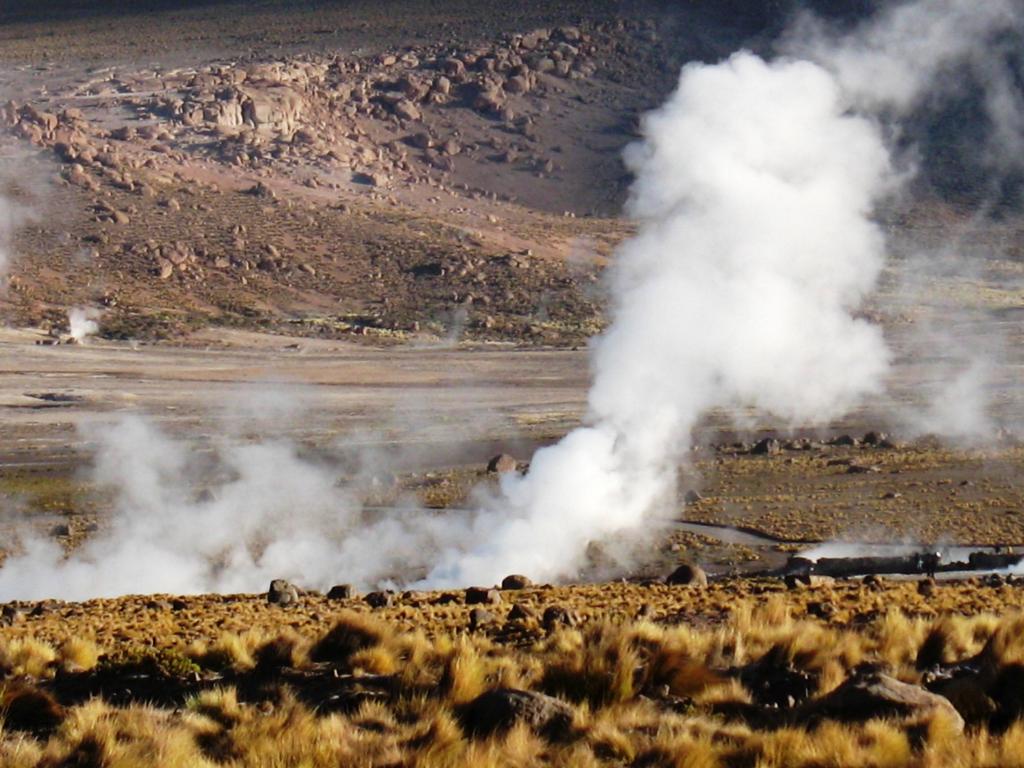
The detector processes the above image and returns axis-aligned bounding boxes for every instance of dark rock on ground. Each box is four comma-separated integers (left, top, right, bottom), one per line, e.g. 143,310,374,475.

784,573,834,590
797,669,963,732
863,431,888,446
465,586,502,605
460,688,574,739
806,600,835,620
666,563,708,587
542,605,580,631
737,645,818,708
364,590,395,608
267,579,300,605
751,437,781,455
501,574,532,590
487,453,518,473
507,603,538,623
327,584,355,600
1,605,26,626
829,434,858,446
469,607,498,631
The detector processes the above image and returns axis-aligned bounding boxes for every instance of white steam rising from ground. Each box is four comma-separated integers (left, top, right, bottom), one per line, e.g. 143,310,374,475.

0,0,1021,598
0,416,467,600
67,307,101,343
422,51,893,587
0,168,22,277
0,206,11,275
791,0,1024,443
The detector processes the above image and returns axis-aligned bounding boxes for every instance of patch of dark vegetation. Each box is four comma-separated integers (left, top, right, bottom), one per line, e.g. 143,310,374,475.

99,310,210,342
309,612,386,666
0,683,65,735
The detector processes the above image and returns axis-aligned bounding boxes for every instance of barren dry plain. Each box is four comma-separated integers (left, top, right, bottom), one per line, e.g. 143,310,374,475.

2,1,1024,765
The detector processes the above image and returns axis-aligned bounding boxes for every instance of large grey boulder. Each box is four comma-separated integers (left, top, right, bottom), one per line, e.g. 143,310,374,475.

798,670,964,732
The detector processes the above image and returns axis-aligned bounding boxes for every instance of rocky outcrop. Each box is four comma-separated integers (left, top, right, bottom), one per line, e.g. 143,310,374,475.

501,574,532,590
239,84,305,134
465,587,502,606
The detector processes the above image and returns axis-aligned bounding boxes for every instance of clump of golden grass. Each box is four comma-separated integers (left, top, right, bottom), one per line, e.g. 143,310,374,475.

57,638,99,674
188,632,256,672
0,638,55,679
541,622,643,706
253,630,309,672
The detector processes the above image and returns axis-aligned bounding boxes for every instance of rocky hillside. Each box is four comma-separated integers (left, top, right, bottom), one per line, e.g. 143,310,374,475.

0,0,1015,343
0,11,706,343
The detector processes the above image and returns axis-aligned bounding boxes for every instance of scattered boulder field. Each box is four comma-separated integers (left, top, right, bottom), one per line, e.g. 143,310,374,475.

0,15,692,343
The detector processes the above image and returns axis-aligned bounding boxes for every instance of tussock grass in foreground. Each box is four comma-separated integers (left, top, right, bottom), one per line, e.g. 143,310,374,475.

4,592,1024,765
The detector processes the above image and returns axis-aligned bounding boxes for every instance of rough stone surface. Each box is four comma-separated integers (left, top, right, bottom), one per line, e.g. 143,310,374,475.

365,590,395,608
465,587,502,606
751,437,781,455
327,584,354,600
267,579,300,605
501,574,532,590
507,603,538,623
461,688,573,738
469,607,498,631
542,605,580,630
799,670,964,732
666,563,708,587
392,99,422,122
487,454,518,474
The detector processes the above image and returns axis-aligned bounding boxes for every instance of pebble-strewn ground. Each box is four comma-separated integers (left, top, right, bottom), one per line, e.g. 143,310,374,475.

4,576,1024,651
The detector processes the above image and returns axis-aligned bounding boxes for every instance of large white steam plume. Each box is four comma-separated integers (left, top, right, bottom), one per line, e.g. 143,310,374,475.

420,51,894,586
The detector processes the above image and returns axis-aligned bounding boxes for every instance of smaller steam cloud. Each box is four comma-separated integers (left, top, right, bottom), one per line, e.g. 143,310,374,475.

788,0,1024,441
0,169,27,279
68,307,101,343
0,415,460,600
